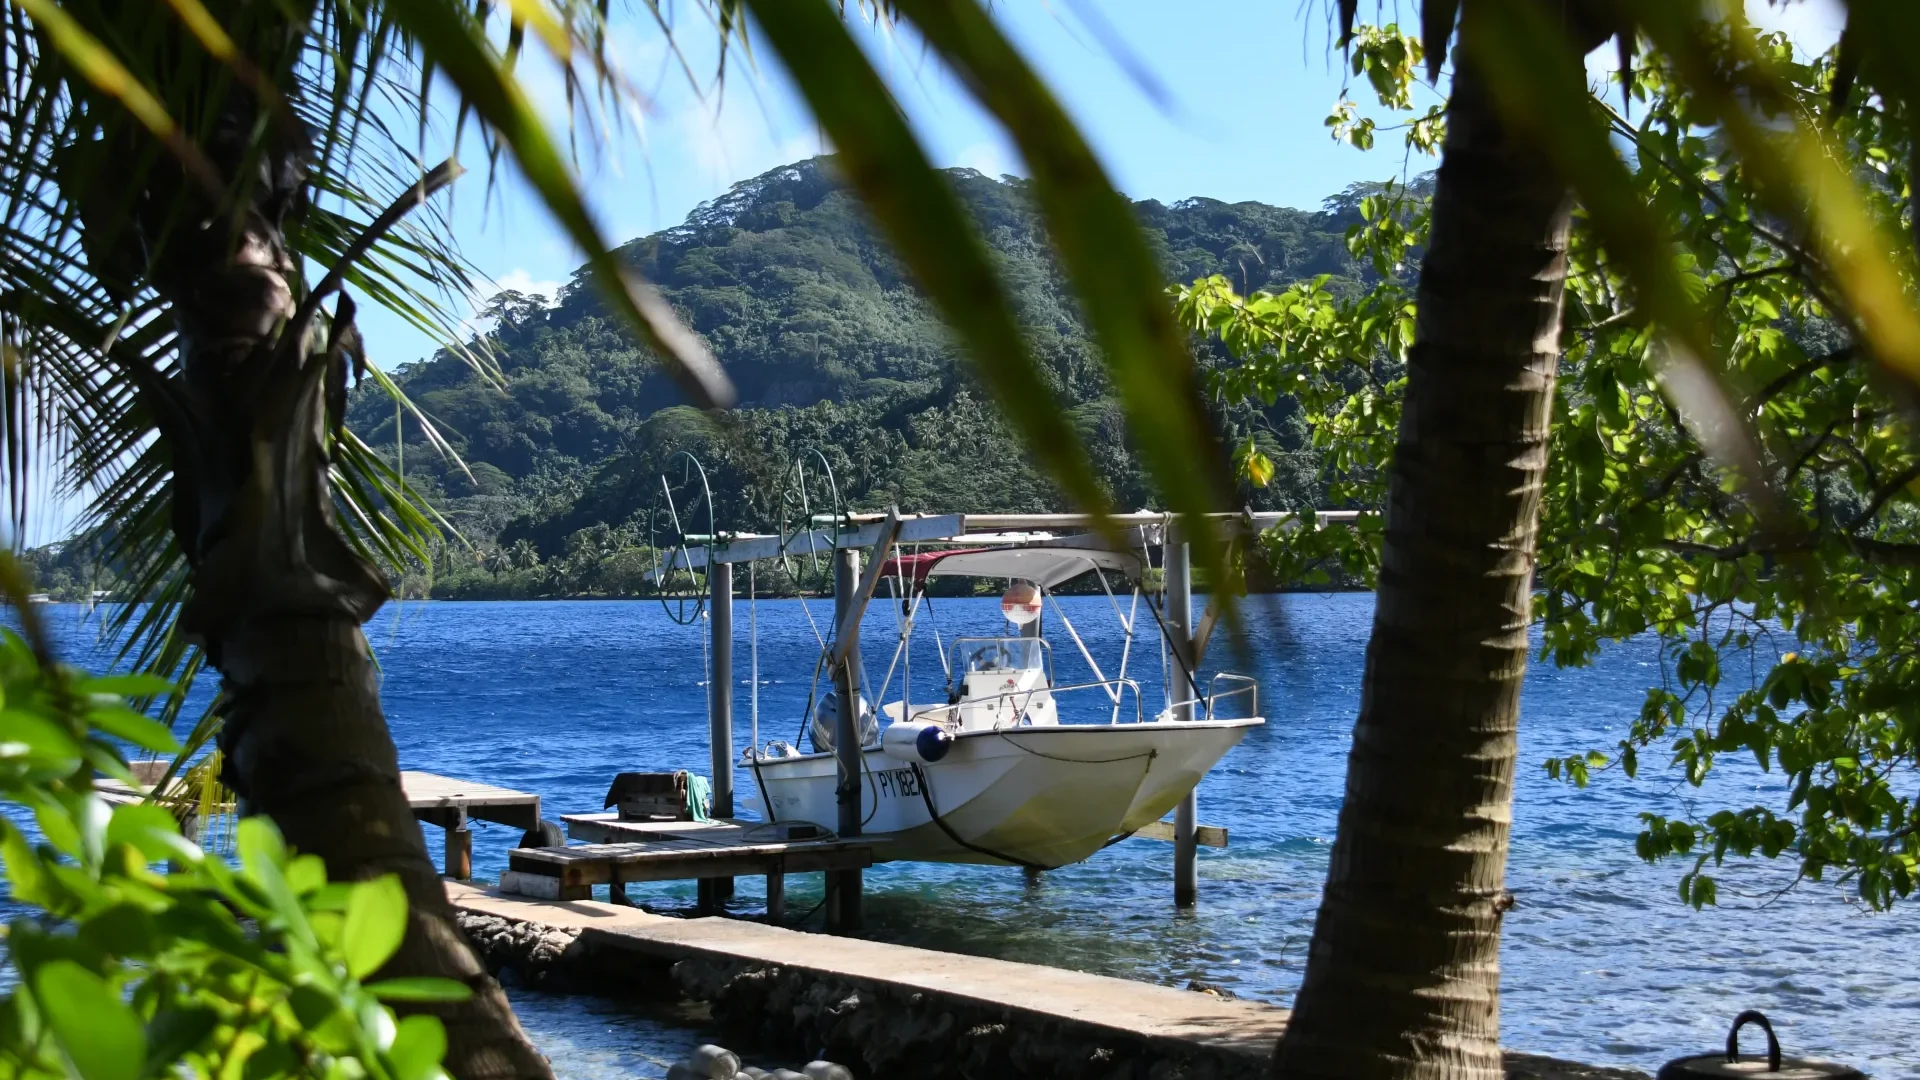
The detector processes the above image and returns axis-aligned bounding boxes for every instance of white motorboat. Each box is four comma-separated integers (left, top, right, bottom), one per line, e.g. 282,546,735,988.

740,541,1263,868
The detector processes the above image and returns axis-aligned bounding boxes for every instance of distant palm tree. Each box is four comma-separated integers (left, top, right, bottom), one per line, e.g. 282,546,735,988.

484,548,514,578
509,539,542,573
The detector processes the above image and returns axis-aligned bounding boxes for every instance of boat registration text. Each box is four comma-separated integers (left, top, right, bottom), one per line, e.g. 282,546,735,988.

874,767,921,800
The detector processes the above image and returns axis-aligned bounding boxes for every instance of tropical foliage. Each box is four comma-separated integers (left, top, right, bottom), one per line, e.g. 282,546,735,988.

0,562,469,1080
1190,17,1920,910
339,158,1363,596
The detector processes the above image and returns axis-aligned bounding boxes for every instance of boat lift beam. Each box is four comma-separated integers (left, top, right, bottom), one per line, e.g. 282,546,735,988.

659,514,963,571
658,511,1360,575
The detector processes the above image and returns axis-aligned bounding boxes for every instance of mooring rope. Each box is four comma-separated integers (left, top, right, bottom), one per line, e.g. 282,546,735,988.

909,762,1049,871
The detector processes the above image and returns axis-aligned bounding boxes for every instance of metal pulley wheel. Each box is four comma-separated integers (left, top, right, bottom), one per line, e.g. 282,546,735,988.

648,450,715,625
776,447,842,590
1657,1011,1863,1079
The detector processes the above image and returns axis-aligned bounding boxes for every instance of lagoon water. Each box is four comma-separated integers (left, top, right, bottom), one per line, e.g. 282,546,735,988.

40,594,1920,1077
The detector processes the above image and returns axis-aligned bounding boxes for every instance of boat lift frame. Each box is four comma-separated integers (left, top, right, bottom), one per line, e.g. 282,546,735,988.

677,509,1360,916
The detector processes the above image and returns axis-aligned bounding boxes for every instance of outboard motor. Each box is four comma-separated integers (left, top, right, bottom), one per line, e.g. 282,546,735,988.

810,689,877,752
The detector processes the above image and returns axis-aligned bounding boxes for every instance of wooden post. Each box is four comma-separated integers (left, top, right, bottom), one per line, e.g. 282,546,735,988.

445,806,472,880
709,561,735,904
767,864,786,921
1165,522,1199,907
829,547,864,932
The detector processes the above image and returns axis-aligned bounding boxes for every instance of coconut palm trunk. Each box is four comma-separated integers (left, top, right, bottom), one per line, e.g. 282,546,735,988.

1269,20,1596,1080
77,105,554,1079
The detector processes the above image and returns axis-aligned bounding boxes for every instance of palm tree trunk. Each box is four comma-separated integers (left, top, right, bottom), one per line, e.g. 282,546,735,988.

1268,25,1586,1080
215,619,551,1080
102,111,554,1080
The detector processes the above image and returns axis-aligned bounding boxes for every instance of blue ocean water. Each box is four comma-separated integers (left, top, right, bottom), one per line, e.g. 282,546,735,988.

35,594,1920,1077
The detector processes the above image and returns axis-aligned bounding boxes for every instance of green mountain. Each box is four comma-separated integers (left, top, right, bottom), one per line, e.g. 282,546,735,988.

346,157,1374,596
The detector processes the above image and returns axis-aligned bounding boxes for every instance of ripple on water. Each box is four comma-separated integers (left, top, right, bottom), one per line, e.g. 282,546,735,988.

31,595,1920,1077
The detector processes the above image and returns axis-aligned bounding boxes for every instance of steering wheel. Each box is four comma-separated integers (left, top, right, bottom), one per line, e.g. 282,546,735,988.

970,643,1013,671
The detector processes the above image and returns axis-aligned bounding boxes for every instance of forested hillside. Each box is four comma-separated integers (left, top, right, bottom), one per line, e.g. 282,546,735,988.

338,157,1376,597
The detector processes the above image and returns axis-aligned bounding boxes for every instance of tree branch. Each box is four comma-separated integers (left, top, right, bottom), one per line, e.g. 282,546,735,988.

1753,346,1856,405
1847,459,1920,530
1659,533,1920,568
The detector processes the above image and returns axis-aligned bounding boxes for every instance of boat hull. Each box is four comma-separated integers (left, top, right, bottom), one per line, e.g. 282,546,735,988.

741,719,1261,867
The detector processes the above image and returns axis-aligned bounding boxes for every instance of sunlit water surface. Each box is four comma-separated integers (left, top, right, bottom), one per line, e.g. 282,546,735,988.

31,595,1920,1077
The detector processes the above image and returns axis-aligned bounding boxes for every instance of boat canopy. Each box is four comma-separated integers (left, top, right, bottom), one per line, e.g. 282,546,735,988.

881,545,1142,590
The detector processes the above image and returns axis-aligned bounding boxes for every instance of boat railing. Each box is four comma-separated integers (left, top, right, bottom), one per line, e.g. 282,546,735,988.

905,676,1146,727
1203,673,1259,720
1158,673,1260,722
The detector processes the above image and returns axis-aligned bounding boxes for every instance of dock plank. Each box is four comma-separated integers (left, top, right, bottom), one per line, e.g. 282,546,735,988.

401,771,541,831
562,813,831,846
445,883,1647,1080
508,838,874,886
449,882,1285,1056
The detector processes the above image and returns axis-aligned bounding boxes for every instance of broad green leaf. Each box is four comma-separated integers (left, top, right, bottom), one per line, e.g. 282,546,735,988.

0,708,85,775
386,1014,447,1080
366,976,475,1003
142,1007,218,1078
85,706,182,753
34,960,144,1080
342,874,409,979
236,818,316,950
105,802,199,865
78,674,178,699
287,853,328,896
0,820,51,906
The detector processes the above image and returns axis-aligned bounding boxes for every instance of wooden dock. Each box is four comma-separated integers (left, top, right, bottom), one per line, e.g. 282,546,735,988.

403,771,543,879
499,814,878,918
96,768,542,879
446,882,1647,1080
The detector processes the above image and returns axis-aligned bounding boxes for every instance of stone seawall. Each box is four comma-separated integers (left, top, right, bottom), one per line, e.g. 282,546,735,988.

451,892,1648,1080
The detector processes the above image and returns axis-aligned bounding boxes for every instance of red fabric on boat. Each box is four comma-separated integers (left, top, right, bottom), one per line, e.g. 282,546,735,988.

879,548,992,585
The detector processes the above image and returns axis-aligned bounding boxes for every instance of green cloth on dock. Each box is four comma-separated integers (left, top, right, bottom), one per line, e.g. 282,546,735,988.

687,773,712,822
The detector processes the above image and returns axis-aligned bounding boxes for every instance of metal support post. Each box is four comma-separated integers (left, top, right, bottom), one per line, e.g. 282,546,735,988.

829,547,865,930
708,561,735,904
1166,523,1199,907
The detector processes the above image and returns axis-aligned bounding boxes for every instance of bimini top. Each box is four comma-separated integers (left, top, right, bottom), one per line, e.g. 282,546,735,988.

880,544,1142,590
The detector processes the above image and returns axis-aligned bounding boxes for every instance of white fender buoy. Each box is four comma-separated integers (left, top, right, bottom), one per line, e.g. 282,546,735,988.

881,720,953,764
802,1062,853,1080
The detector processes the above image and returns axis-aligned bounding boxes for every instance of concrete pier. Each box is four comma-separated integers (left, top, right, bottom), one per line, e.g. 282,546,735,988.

448,884,1645,1080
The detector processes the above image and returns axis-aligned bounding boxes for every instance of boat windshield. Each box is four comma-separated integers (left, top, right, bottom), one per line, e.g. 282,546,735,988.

952,637,1050,675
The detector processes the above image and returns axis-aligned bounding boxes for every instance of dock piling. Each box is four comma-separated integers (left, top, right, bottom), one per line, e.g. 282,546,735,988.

767,865,786,920
446,805,472,880
1164,523,1199,907
830,547,865,931
708,561,736,907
